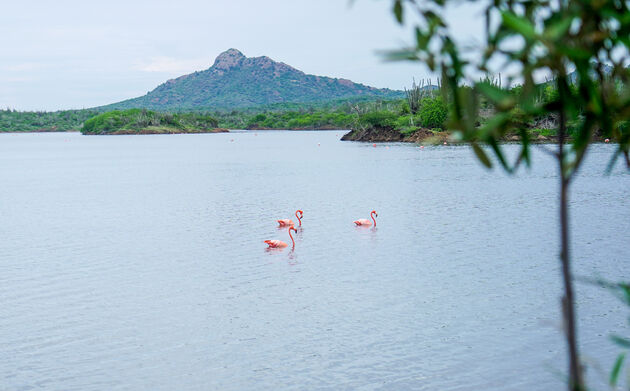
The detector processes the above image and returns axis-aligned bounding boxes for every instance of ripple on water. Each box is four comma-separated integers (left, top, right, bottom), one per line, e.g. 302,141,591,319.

0,132,628,391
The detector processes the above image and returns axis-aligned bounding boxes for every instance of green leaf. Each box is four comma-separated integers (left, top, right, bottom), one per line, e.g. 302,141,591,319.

557,46,593,60
416,27,430,50
501,11,536,40
472,143,493,168
611,335,630,348
610,353,625,387
622,283,630,305
544,17,573,41
381,48,419,62
393,0,403,24
478,112,511,138
476,82,515,109
488,138,513,173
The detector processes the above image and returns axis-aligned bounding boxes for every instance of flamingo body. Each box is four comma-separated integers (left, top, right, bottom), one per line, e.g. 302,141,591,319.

264,240,288,248
353,219,372,226
354,210,378,227
277,210,303,227
277,219,294,227
265,227,297,249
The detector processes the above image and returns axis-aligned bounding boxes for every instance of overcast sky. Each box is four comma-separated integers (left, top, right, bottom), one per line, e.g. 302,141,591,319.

1,0,484,111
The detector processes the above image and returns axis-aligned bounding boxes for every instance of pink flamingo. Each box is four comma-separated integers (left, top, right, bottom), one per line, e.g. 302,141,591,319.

354,210,378,227
277,210,303,227
265,226,297,249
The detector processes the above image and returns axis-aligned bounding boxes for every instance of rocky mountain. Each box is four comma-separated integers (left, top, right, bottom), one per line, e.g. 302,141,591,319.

102,49,403,110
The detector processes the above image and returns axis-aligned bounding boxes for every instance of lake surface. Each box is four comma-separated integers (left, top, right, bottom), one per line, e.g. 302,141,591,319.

1,131,628,391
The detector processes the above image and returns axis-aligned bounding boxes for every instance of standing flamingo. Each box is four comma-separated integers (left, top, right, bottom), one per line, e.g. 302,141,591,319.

277,210,303,227
354,210,378,227
265,226,298,249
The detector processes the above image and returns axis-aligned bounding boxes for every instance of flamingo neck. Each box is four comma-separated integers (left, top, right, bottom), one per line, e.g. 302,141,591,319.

296,211,302,226
371,212,376,227
289,230,295,248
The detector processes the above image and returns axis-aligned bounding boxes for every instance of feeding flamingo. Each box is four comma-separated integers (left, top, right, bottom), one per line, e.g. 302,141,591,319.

354,210,378,227
277,210,303,227
265,226,298,249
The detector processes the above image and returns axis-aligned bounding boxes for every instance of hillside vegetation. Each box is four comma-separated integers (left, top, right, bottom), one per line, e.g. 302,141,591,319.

3,75,614,143
81,109,221,135
101,49,403,110
0,109,97,132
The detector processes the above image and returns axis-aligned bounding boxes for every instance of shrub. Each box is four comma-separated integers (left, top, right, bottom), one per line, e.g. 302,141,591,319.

82,109,218,134
359,111,398,129
418,97,447,129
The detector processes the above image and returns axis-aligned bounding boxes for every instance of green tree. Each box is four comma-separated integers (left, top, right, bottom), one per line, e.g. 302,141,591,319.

386,0,630,390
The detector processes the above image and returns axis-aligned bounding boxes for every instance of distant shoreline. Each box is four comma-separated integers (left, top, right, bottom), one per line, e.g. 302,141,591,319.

340,127,611,144
246,125,344,131
84,127,229,135
0,129,81,133
0,127,340,134
1,128,229,135
0,128,613,144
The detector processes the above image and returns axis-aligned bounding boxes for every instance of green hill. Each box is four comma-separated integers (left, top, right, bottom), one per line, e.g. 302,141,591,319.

100,49,403,110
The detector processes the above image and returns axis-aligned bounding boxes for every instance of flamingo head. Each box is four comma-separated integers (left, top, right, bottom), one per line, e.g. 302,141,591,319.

371,210,378,217
297,210,303,218
290,226,298,233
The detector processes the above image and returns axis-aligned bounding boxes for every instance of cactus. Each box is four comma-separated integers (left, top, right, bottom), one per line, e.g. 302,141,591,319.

405,78,436,114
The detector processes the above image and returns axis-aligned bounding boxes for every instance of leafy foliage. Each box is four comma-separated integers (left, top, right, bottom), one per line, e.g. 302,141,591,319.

388,0,630,173
589,280,630,388
358,111,399,129
386,1,630,390
405,78,437,114
0,109,97,132
81,109,218,134
418,97,447,129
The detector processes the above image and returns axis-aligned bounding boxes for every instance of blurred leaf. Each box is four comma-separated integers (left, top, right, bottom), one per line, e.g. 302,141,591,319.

488,138,513,173
501,11,537,40
416,27,431,50
478,112,511,138
605,149,622,174
381,48,419,62
623,283,630,305
476,82,515,109
610,353,625,387
611,335,630,348
557,46,593,60
393,0,403,24
472,143,493,168
544,17,573,41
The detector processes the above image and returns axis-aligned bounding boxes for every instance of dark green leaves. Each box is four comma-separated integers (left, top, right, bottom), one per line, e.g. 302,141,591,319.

610,353,625,387
501,10,537,40
472,143,493,168
477,82,516,110
544,17,573,41
383,2,630,391
611,335,630,349
393,0,403,24
384,0,630,177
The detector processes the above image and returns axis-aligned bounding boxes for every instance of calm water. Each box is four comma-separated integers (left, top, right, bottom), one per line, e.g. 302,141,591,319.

1,131,628,391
